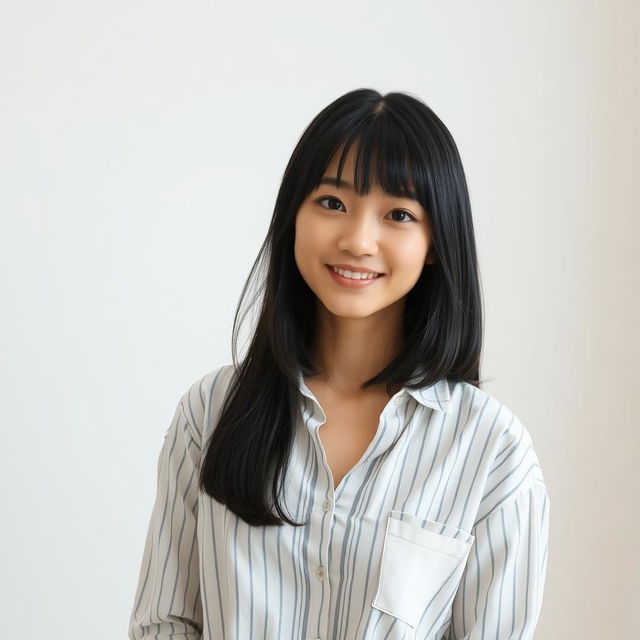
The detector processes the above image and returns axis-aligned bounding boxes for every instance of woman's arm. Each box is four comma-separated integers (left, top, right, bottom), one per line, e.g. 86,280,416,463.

445,481,550,639
128,394,204,640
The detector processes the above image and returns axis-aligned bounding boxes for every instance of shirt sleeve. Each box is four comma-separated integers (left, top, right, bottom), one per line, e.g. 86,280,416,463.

444,481,550,640
128,395,204,640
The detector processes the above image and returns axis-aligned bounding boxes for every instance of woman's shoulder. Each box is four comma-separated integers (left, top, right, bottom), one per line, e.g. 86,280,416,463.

448,379,548,517
177,362,238,444
448,379,536,444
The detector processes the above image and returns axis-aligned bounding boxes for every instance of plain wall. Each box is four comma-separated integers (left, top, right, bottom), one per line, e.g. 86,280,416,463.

1,1,638,637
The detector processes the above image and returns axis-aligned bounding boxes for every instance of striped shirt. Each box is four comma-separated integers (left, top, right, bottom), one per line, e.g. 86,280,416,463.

128,363,550,640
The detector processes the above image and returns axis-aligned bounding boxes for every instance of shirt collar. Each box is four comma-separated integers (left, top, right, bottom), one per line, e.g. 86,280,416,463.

295,369,451,413
405,378,451,413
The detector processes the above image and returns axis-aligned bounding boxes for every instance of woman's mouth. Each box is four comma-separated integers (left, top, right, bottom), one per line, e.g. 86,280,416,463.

325,264,385,288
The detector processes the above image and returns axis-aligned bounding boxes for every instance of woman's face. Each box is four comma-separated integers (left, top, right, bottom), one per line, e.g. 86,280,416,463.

294,148,436,320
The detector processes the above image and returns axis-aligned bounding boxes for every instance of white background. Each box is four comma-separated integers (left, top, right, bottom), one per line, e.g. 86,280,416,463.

1,1,638,637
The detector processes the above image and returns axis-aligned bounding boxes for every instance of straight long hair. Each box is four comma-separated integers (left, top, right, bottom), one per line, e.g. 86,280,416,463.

198,89,484,527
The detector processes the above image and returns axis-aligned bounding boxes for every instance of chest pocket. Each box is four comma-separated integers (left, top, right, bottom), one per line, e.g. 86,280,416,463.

371,510,475,629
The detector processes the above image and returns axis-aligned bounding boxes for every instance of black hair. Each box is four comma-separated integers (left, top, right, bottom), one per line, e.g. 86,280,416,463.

198,88,484,527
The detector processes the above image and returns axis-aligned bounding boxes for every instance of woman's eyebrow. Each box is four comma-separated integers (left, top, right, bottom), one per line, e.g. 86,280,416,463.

318,176,417,200
319,176,352,189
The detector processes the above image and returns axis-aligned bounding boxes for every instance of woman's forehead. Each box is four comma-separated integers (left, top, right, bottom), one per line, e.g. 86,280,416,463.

327,145,416,191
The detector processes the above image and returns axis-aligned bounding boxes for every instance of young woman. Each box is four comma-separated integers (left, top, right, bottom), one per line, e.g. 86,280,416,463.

128,89,550,640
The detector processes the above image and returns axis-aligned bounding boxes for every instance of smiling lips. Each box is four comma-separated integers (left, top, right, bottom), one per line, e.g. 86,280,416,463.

328,263,383,276
325,264,385,288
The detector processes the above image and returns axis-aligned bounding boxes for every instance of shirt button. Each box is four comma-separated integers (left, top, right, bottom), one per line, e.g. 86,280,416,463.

317,566,327,580
322,498,331,512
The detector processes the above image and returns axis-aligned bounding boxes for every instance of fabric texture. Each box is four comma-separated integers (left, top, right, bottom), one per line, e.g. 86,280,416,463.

128,363,550,640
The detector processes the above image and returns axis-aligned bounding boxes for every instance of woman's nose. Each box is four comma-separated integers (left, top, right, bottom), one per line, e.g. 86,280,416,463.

337,216,380,255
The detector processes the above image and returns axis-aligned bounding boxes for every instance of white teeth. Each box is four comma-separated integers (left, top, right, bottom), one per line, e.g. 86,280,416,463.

331,266,379,280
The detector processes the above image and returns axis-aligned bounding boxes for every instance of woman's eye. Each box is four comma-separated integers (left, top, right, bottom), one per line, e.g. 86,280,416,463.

314,196,416,223
316,196,345,211
389,210,416,223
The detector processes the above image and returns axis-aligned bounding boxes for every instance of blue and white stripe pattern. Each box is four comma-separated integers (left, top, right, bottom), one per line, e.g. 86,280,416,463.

129,363,550,639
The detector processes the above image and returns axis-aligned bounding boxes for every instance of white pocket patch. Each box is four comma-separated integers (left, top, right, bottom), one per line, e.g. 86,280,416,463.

371,510,475,628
